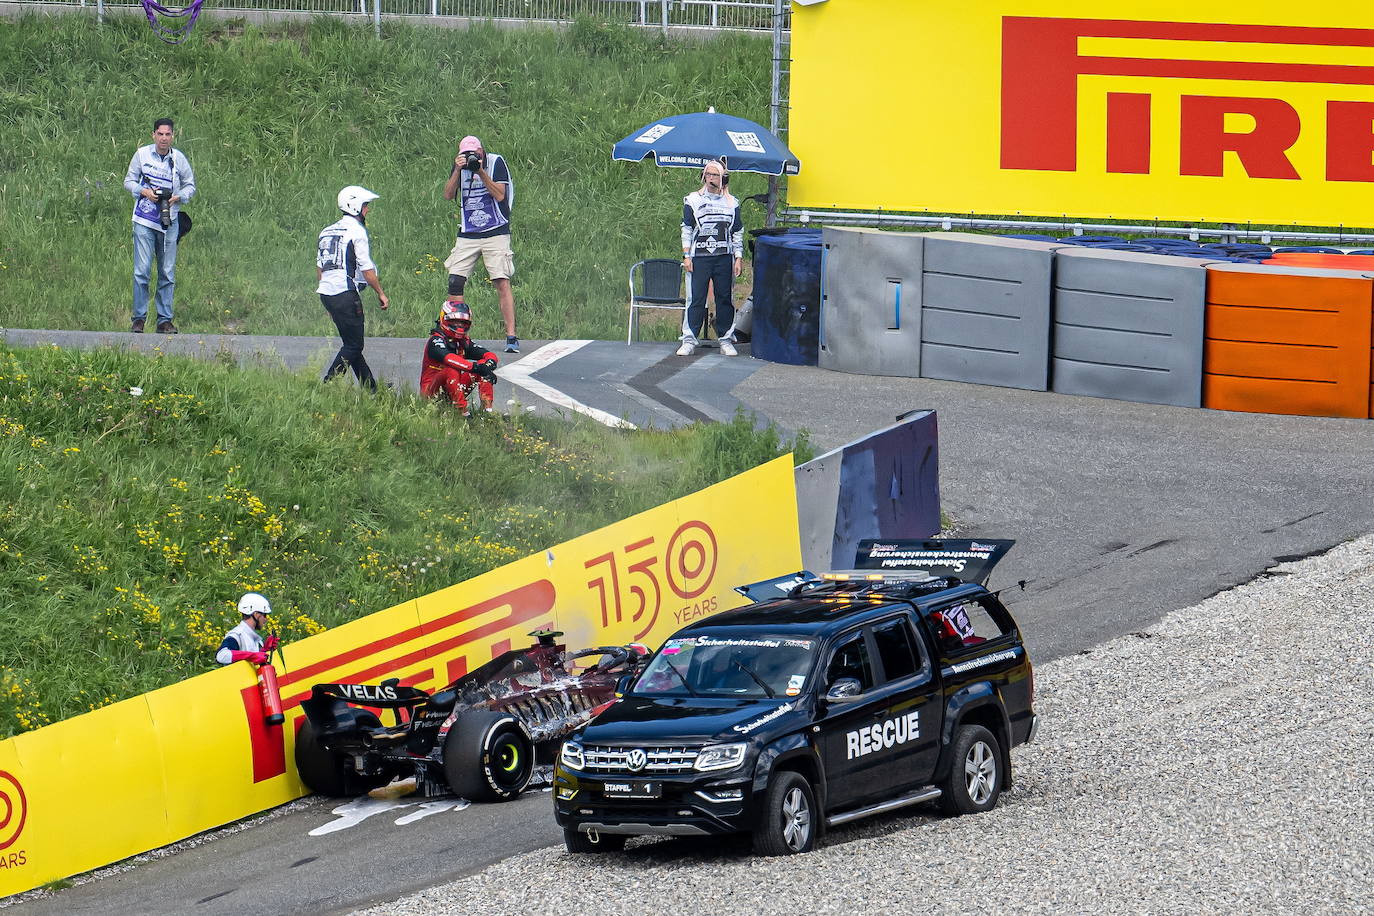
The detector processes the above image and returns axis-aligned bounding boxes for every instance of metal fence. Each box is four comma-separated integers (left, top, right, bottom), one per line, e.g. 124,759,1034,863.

40,0,778,31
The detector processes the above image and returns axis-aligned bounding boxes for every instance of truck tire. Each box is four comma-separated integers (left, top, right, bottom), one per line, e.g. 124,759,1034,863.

939,723,1002,815
443,711,534,802
563,826,627,854
751,770,816,856
295,715,392,797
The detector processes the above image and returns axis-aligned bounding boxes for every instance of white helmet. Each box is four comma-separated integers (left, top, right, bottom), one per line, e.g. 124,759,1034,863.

238,592,272,617
337,185,379,217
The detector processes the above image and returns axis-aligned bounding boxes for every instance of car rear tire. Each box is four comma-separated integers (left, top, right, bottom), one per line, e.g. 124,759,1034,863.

938,723,1003,816
563,826,627,854
443,710,534,802
751,770,816,856
295,714,392,797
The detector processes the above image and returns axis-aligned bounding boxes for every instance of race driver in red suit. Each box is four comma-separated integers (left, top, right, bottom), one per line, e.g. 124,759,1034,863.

421,297,499,415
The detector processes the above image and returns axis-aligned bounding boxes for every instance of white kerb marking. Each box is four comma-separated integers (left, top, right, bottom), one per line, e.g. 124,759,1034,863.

499,340,637,430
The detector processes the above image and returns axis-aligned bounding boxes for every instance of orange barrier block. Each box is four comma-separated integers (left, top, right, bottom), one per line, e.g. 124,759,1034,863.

1204,264,1373,418
1264,253,1374,271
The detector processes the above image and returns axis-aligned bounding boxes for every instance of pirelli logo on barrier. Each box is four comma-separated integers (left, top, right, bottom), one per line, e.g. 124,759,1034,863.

787,2,1374,225
1001,18,1374,182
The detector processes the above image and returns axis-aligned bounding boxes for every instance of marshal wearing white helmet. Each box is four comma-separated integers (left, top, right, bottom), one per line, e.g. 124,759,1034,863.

317,185,390,391
216,592,279,665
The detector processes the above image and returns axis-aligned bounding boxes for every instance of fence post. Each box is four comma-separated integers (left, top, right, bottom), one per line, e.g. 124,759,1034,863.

765,0,785,227
373,0,381,38
660,0,668,35
96,0,104,25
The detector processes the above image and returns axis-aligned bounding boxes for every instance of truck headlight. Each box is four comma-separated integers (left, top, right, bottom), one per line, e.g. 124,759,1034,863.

560,741,585,770
694,742,747,772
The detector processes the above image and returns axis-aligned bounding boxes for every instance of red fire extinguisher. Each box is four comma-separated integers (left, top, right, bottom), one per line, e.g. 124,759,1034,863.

258,635,285,726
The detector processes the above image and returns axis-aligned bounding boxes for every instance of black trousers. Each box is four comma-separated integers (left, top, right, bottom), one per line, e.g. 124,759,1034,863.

685,254,735,341
320,290,376,389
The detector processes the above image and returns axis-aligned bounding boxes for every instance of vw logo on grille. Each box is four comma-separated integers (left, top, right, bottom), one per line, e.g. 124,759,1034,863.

625,748,648,772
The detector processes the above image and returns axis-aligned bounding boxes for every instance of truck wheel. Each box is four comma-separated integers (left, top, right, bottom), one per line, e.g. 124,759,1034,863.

751,770,816,856
939,724,1002,815
563,826,627,854
295,715,391,797
443,711,534,802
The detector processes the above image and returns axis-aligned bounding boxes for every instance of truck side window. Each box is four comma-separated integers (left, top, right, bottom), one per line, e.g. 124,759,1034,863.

824,633,874,692
929,598,1009,654
871,617,928,683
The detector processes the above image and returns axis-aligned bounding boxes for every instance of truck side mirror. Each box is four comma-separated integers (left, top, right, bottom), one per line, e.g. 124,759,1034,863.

616,673,635,697
824,678,863,702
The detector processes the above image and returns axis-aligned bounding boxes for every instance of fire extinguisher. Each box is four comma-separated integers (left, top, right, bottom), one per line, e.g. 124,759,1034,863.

258,634,285,726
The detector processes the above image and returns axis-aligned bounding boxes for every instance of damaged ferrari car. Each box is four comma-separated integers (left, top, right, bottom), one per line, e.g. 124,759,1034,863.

295,630,647,802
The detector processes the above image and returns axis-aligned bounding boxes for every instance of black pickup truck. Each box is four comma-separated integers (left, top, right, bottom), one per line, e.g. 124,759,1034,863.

553,542,1037,855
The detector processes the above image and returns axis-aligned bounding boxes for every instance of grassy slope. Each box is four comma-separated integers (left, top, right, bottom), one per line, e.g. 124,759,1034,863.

0,15,770,339
0,342,809,736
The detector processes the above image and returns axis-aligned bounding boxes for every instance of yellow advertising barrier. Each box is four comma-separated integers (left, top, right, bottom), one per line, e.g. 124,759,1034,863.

790,1,1374,226
0,455,801,896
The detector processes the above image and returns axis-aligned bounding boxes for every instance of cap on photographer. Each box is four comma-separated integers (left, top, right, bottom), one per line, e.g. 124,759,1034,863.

442,135,521,354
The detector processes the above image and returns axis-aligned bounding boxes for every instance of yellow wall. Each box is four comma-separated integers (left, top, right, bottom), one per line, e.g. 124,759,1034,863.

0,455,801,895
790,1,1374,225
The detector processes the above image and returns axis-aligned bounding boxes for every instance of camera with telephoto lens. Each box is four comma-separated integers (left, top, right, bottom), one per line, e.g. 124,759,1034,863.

461,150,483,172
153,188,173,228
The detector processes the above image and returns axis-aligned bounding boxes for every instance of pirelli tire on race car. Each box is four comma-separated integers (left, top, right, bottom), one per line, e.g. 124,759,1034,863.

554,539,1038,856
443,711,535,802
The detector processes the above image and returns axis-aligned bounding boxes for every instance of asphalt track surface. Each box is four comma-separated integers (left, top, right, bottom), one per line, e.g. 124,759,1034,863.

5,328,1373,915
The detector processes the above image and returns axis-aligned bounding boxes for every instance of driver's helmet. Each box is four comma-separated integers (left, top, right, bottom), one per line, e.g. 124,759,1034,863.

439,297,472,340
237,592,271,617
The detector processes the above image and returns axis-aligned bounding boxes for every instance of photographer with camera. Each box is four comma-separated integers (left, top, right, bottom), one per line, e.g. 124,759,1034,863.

442,135,520,354
678,158,743,357
123,117,196,334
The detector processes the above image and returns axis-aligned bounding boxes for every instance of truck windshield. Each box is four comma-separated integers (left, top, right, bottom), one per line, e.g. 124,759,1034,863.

634,634,817,698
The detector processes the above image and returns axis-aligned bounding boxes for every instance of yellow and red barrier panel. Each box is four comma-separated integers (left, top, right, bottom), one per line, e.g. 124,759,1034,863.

0,455,801,896
790,1,1374,226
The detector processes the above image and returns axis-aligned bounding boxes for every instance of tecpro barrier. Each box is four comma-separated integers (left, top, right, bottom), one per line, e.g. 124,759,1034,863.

0,456,801,896
819,227,923,377
793,410,941,572
814,228,1374,420
1203,264,1374,418
1052,247,1211,407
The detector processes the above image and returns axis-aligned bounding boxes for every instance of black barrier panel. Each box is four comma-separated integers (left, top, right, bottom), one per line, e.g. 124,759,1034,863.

752,229,823,365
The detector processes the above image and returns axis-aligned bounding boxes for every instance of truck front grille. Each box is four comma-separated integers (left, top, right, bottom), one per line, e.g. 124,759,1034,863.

583,745,699,773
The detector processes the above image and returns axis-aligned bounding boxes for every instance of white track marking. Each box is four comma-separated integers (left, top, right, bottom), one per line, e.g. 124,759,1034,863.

499,340,638,429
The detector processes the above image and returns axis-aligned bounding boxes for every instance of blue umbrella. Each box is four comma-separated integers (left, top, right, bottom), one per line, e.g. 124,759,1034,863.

613,108,801,176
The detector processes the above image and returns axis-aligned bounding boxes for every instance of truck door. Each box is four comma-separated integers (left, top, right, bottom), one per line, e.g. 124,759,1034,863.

814,629,887,811
868,615,942,792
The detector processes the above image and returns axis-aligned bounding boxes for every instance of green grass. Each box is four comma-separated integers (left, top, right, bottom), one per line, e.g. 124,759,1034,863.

0,341,811,737
0,15,772,340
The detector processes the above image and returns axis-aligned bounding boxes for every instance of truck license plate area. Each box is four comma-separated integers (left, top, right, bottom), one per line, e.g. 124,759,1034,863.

600,780,662,799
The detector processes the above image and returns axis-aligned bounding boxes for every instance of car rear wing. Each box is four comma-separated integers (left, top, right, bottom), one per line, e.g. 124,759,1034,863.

849,538,1016,585
309,682,430,708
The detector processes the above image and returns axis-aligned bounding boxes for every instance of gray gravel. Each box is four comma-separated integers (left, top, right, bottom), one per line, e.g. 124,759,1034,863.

357,535,1374,916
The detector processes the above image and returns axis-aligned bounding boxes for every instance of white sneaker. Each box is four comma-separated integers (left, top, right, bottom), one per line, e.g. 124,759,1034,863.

676,340,697,356
719,339,738,357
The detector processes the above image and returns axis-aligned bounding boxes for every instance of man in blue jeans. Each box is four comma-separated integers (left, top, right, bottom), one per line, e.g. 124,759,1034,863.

125,118,196,334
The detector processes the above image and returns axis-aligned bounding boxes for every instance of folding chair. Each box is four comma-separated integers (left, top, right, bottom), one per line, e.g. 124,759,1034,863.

626,258,687,344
